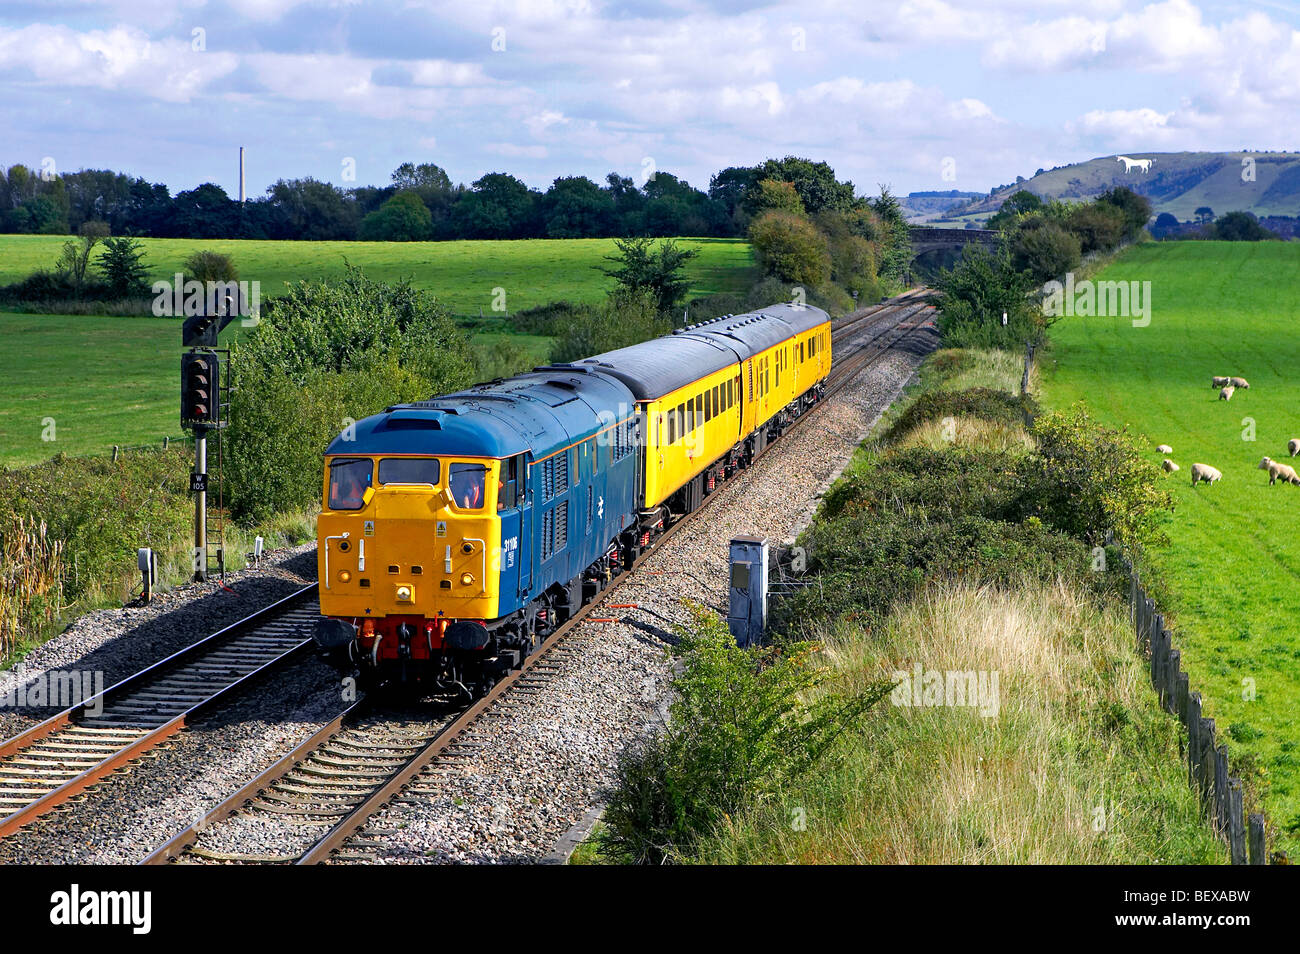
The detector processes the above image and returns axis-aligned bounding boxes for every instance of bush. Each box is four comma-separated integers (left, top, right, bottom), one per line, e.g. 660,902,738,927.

1065,202,1127,254
184,250,237,284
548,287,671,363
599,608,891,864
934,244,1040,350
1022,406,1172,549
227,267,474,518
748,210,831,286
1010,216,1082,283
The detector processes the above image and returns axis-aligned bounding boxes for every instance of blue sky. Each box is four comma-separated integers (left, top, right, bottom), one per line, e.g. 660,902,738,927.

1,0,1297,199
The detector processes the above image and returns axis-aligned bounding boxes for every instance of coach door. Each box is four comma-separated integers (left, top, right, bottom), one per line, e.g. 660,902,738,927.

510,454,532,598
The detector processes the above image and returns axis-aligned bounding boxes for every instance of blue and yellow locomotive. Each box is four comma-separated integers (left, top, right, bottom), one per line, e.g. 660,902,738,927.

313,302,831,695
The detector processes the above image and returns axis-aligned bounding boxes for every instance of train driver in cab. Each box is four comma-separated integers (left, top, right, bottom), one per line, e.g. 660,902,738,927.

450,463,487,510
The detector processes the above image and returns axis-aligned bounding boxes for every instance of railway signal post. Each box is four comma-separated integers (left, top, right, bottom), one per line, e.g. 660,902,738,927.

181,301,238,583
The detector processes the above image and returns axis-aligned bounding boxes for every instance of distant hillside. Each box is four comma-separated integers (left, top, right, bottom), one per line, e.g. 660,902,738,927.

902,190,983,223
948,152,1300,224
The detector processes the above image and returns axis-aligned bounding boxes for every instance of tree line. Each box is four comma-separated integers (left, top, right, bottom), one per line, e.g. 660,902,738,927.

0,156,876,243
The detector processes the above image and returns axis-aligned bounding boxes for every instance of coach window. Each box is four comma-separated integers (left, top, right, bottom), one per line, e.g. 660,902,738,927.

449,463,488,511
329,458,372,511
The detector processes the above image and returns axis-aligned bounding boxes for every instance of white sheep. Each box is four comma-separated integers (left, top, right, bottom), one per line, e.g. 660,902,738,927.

1156,444,1173,454
1162,459,1180,473
1212,376,1231,389
1191,463,1222,486
1230,377,1250,389
1258,457,1300,486
1288,438,1299,458
1219,385,1235,401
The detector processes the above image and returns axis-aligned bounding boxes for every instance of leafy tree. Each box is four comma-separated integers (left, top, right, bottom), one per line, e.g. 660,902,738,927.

748,211,831,286
1065,201,1126,253
868,187,913,282
266,178,357,240
541,176,614,238
1009,216,1082,283
1213,211,1276,241
934,242,1039,348
358,190,432,241
171,183,238,238
756,157,856,214
95,236,151,298
54,220,110,293
391,162,452,192
745,179,805,216
987,189,1043,231
1097,186,1153,239
1195,206,1214,224
1151,212,1180,238
597,236,700,313
450,173,536,239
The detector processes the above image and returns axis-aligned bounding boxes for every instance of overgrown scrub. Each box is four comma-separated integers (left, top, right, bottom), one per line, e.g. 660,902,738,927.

695,582,1224,864
597,608,892,864
227,267,474,518
880,386,1032,443
0,448,191,656
548,288,672,363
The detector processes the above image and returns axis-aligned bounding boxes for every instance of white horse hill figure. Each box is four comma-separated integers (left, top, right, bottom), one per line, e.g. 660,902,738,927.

1116,156,1155,173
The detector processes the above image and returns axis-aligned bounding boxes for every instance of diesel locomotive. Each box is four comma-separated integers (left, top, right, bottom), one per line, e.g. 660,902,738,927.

312,302,832,696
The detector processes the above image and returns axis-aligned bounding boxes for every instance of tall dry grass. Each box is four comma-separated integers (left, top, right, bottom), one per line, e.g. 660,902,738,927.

0,516,66,659
697,580,1223,864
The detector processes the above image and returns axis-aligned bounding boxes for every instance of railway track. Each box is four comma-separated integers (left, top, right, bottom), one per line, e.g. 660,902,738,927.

0,585,319,839
144,290,936,866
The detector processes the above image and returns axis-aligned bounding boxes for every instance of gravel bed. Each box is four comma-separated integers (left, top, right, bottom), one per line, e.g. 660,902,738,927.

335,319,939,864
0,541,356,865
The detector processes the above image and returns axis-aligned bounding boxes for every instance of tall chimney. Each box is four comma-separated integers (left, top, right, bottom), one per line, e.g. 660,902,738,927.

239,146,246,203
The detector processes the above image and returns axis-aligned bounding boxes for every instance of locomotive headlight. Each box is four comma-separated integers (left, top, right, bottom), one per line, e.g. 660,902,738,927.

395,584,414,603
338,570,351,583
460,572,474,586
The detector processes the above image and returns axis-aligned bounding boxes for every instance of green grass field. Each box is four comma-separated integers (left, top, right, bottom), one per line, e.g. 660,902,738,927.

1041,241,1300,843
0,234,757,316
0,235,757,467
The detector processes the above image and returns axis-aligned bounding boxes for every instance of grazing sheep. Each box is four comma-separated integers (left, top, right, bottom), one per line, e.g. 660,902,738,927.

1289,438,1299,457
1220,385,1235,401
1258,457,1300,486
1191,463,1222,486
1162,459,1180,473
1156,444,1173,454
1212,376,1231,389
1230,377,1250,389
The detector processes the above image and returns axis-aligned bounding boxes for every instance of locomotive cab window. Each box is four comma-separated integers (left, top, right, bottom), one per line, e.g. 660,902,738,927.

377,457,439,486
499,455,524,510
449,462,488,511
328,458,372,511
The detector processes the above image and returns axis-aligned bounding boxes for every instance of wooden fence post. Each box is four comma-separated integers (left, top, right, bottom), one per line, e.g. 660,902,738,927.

1228,780,1246,864
1187,693,1202,786
1165,646,1180,716
1248,814,1266,865
1198,718,1215,816
1215,744,1230,836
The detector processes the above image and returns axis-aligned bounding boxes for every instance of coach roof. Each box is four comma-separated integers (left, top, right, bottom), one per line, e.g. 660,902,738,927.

571,302,830,400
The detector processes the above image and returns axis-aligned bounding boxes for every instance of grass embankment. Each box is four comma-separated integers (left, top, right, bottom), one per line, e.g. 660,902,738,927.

0,234,758,317
0,447,316,665
1042,241,1300,850
585,347,1222,864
